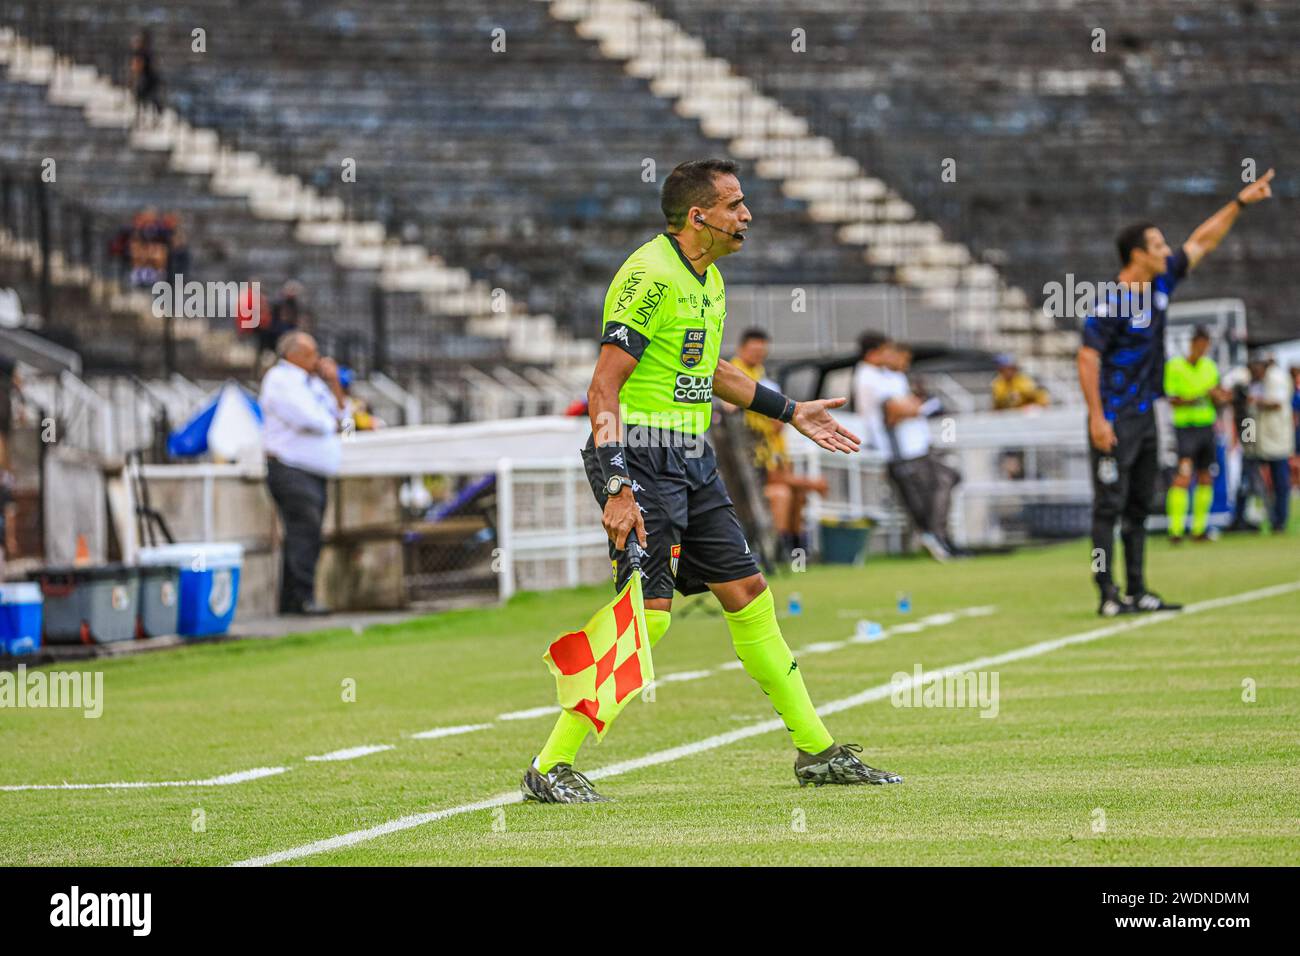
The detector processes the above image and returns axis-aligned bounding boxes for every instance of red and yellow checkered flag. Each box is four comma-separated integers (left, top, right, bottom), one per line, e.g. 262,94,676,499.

543,571,655,740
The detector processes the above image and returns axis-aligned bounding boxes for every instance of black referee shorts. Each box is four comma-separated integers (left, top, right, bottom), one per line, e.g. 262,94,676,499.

1174,425,1218,474
1090,411,1159,522
581,431,760,601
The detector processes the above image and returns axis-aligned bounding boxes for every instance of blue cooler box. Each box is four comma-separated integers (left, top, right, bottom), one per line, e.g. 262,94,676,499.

137,543,244,637
0,582,44,655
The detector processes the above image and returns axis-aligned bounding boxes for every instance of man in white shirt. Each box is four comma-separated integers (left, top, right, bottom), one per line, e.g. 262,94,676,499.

1245,350,1295,533
259,331,345,615
853,332,960,561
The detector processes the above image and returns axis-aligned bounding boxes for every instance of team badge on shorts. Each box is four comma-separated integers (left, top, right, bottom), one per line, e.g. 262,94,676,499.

670,544,681,576
1097,456,1119,485
680,329,706,368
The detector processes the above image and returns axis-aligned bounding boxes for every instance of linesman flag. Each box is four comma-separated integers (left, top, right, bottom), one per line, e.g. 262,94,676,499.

543,568,654,739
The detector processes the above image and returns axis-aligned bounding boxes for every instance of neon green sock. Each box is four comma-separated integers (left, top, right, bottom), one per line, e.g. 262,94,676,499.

536,609,670,772
1166,485,1189,537
723,587,834,755
1191,484,1213,536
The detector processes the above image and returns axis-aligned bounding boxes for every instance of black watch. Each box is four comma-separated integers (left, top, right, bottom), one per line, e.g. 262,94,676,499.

604,475,632,498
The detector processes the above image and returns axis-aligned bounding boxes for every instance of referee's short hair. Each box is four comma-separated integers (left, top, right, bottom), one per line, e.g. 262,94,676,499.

1116,221,1157,266
661,159,739,229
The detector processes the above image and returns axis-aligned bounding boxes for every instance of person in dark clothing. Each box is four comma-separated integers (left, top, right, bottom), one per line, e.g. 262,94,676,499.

130,30,162,125
1078,171,1274,617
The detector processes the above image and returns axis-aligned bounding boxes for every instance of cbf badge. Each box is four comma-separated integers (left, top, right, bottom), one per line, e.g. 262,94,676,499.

1097,456,1119,485
680,329,706,368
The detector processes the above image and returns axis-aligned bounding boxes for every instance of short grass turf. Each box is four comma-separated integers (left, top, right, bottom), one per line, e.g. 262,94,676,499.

2,530,1297,866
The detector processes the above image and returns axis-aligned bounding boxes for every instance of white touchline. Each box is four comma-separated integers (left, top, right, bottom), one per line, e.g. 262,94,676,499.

409,723,494,740
496,706,561,721
231,580,1299,867
0,766,288,791
304,745,394,762
655,670,712,683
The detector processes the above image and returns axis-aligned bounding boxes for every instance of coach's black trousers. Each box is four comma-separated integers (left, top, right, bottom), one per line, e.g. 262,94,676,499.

266,457,328,613
1089,411,1158,596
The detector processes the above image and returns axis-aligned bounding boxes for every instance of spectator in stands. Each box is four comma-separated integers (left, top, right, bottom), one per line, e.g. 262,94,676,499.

853,332,960,562
165,214,190,277
991,354,1049,410
1244,350,1294,533
271,280,311,337
259,332,346,615
727,329,828,558
111,208,175,288
130,30,163,126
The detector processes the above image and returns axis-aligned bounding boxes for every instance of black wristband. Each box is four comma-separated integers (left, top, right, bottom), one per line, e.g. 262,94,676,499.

750,382,797,423
595,442,628,483
1234,196,1247,210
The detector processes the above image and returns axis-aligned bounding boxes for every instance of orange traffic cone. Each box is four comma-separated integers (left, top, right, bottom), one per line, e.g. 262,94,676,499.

74,533,91,567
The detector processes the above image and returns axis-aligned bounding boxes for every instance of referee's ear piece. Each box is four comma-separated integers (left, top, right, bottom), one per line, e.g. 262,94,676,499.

694,214,704,223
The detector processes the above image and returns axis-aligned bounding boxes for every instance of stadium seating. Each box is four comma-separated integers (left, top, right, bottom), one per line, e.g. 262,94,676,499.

1,0,873,338
648,0,1300,341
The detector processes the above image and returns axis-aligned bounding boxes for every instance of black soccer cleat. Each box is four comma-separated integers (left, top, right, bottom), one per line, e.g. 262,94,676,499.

1129,591,1184,613
520,760,610,804
795,743,903,787
1098,588,1136,618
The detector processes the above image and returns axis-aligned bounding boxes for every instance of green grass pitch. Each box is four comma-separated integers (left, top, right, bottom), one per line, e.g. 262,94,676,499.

2,530,1297,866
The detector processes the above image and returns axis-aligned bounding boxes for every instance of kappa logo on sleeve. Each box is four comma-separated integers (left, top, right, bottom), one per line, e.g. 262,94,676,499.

606,325,631,346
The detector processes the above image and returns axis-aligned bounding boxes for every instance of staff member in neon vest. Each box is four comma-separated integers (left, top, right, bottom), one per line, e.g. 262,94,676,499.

1164,326,1230,542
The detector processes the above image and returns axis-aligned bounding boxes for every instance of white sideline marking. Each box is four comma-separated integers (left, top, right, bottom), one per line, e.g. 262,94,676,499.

304,745,394,762
232,581,1299,867
496,706,560,721
655,669,712,683
408,723,493,740
1,766,288,791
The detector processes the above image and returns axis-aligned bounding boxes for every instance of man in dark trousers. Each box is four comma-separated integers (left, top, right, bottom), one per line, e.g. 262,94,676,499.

258,332,345,615
1078,169,1275,617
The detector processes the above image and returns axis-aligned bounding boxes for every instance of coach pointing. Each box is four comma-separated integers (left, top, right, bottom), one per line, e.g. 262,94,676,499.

1077,169,1275,618
259,331,346,615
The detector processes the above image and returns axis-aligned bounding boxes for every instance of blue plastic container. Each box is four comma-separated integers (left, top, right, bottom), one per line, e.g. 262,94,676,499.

0,582,43,655
137,543,244,637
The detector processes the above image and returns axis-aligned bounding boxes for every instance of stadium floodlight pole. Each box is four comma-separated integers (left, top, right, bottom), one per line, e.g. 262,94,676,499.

1077,167,1276,618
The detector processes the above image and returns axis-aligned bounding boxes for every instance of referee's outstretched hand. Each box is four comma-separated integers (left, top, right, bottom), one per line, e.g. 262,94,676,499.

792,397,862,454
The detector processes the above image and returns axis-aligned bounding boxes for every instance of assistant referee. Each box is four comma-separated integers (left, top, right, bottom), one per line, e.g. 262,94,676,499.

520,159,902,803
